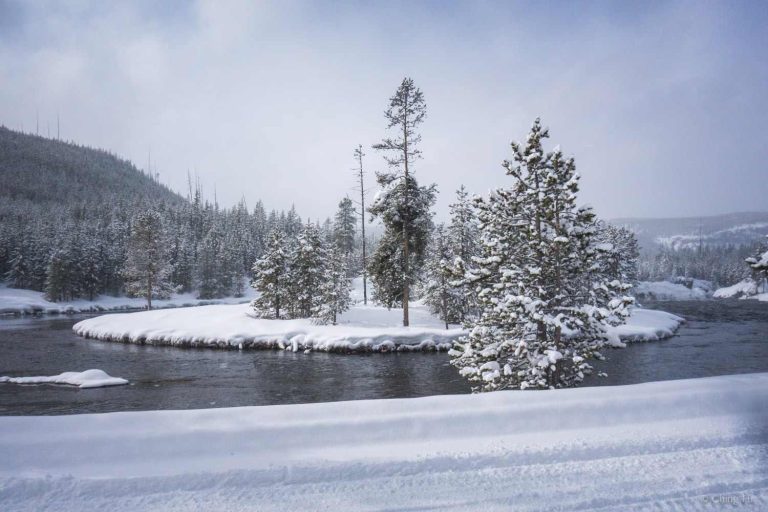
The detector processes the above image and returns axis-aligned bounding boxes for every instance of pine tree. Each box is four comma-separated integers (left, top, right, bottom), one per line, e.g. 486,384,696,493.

450,119,633,392
447,185,481,322
287,223,328,318
251,230,290,319
368,171,436,309
372,77,429,326
745,236,768,293
316,246,353,325
422,225,464,329
334,197,356,259
122,211,174,309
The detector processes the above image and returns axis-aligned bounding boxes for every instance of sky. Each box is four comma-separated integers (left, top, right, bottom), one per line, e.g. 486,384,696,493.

1,0,767,222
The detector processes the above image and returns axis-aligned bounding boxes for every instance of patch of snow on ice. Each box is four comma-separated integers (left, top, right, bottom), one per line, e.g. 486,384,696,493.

0,369,128,389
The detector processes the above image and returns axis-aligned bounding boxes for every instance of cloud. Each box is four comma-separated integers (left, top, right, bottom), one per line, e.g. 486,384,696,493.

0,0,766,220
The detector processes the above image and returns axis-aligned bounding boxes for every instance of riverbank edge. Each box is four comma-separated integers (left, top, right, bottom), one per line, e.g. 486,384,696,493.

71,304,684,354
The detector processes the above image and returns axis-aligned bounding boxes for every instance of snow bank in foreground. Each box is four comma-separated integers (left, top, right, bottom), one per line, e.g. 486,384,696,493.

73,302,682,353
0,284,255,316
633,280,709,300
0,369,128,389
1,373,766,511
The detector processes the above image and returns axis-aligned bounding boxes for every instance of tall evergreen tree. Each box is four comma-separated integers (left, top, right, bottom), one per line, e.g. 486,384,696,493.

422,225,464,329
316,246,353,325
372,77,428,326
287,224,328,319
368,172,436,309
450,119,633,391
334,197,356,258
122,210,174,309
251,230,290,319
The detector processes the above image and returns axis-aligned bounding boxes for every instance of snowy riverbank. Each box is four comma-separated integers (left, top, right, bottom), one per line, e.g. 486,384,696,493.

0,284,255,316
1,372,765,511
73,301,683,353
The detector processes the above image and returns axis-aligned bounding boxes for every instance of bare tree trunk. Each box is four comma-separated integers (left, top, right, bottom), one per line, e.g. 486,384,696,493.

357,146,368,306
147,273,153,310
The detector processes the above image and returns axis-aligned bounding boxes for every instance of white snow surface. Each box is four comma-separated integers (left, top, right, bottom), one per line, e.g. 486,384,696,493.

714,278,768,301
0,283,255,316
0,369,128,389
633,280,709,300
1,373,766,511
73,301,682,353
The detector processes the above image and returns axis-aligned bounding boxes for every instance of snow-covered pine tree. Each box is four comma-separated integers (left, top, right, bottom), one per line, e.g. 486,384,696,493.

251,230,290,319
745,236,768,293
596,222,640,284
333,197,356,258
450,119,634,392
372,77,433,326
316,245,353,325
287,223,328,319
368,171,436,309
122,210,175,309
422,224,464,329
447,185,481,322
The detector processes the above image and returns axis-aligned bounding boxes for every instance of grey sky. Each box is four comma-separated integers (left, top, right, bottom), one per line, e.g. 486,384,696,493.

1,0,766,221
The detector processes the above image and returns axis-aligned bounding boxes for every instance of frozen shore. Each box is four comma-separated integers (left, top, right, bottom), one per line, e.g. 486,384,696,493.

0,285,254,317
0,372,765,511
72,302,683,353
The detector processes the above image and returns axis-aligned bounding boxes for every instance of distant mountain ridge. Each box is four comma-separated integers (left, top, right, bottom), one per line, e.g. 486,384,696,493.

611,212,768,254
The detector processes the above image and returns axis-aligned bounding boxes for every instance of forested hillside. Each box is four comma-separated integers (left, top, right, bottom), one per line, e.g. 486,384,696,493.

0,126,182,209
0,126,307,301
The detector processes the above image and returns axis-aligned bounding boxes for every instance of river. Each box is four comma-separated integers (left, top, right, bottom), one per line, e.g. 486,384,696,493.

1,300,766,415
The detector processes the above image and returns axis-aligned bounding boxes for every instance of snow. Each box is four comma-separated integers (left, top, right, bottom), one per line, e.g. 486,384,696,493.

0,369,128,389
633,280,709,300
73,297,682,353
604,308,684,347
0,282,255,316
714,278,768,302
0,372,766,511
74,301,464,352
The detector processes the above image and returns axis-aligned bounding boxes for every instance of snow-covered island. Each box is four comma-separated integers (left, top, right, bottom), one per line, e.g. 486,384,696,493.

1,372,765,511
73,300,683,353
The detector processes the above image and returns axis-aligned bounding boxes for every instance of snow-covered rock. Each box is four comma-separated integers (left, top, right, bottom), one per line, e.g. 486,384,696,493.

0,369,128,389
633,280,709,300
0,373,766,511
0,283,255,316
73,301,682,353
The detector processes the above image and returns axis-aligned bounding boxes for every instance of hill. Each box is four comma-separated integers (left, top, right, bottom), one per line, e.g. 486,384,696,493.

0,125,184,213
611,212,768,254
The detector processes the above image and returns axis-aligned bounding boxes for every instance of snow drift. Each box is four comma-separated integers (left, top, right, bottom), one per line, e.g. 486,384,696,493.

72,302,683,353
0,369,128,389
0,373,765,511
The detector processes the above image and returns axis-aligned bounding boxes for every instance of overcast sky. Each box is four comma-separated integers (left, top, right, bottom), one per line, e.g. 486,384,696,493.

1,0,767,221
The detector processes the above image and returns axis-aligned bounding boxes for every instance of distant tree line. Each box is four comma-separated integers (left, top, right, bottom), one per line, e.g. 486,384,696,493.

637,243,757,287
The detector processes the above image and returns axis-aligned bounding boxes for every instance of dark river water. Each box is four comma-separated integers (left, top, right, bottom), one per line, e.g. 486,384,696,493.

0,300,766,415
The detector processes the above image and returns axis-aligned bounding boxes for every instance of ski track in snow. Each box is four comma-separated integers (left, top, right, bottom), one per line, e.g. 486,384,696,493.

1,373,766,511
